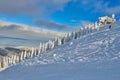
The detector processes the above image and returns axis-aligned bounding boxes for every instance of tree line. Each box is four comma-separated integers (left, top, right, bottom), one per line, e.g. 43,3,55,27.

0,22,101,71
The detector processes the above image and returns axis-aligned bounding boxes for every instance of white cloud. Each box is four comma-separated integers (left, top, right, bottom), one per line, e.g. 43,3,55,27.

79,0,120,15
0,0,71,16
0,20,66,47
33,19,75,31
92,1,120,15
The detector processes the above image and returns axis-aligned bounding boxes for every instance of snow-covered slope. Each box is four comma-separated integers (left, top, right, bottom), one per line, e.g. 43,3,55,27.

0,22,120,80
22,21,120,64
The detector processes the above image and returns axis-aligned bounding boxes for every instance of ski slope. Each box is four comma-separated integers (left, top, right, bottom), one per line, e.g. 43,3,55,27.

0,22,120,80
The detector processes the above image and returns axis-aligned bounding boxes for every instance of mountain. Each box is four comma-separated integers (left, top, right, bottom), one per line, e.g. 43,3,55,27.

0,21,120,80
0,20,65,47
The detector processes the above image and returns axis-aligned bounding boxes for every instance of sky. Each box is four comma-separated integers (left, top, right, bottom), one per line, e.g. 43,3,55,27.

0,0,120,31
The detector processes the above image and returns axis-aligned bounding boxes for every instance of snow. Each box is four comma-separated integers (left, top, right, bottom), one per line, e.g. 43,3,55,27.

69,42,73,46
0,21,120,80
0,61,120,80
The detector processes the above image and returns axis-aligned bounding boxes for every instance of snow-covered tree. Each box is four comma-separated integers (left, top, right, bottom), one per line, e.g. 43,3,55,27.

30,47,34,58
38,43,42,55
0,60,2,69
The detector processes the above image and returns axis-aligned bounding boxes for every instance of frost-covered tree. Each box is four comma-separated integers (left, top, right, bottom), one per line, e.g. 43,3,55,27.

1,57,4,68
89,24,93,32
54,38,59,47
51,41,55,49
20,51,24,61
2,57,7,68
38,43,42,55
0,60,2,69
34,49,37,56
30,47,34,58
23,50,27,60
63,33,71,42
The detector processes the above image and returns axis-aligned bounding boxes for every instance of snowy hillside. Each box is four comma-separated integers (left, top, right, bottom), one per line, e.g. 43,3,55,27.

0,20,65,47
20,21,120,64
0,21,120,80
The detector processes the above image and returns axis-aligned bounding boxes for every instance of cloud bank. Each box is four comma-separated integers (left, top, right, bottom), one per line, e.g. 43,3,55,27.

0,0,71,16
0,0,120,16
0,20,66,47
33,20,75,31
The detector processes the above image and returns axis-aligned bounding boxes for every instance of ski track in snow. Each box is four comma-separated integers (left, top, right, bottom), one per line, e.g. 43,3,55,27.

1,22,120,80
21,22,120,65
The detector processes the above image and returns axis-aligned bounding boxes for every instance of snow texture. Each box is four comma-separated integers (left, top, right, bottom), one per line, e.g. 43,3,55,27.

0,21,120,80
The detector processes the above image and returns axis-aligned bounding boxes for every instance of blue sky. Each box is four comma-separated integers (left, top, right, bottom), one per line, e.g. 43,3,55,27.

0,0,120,31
